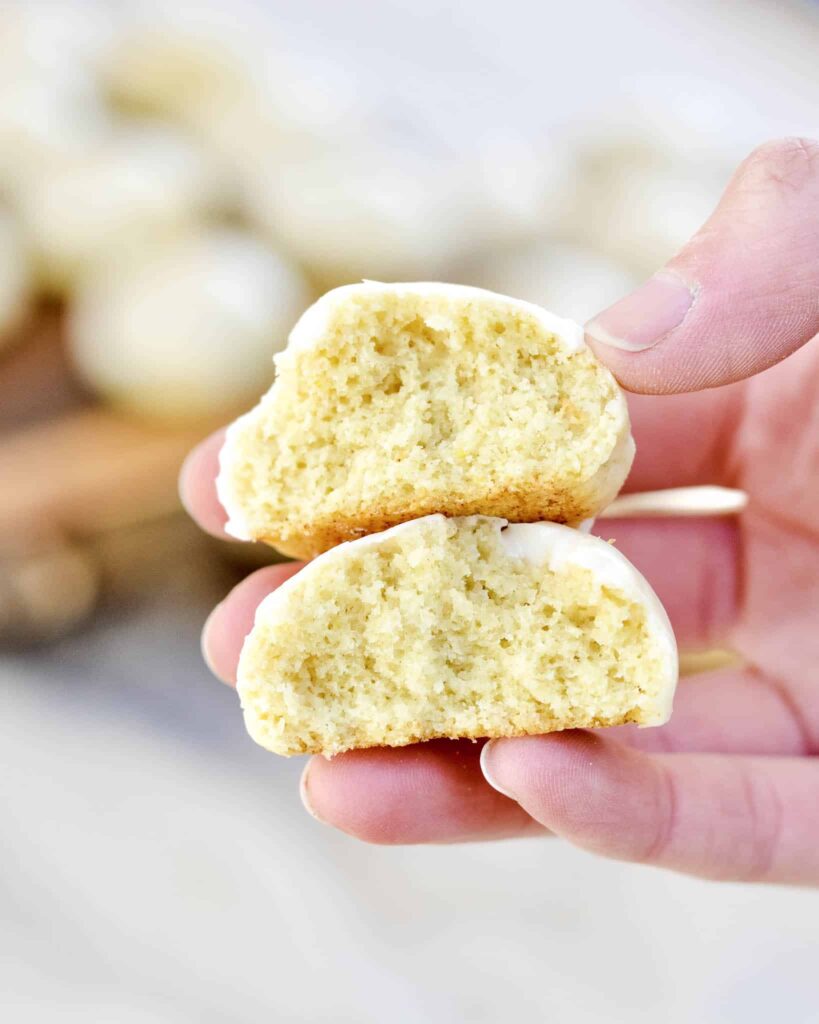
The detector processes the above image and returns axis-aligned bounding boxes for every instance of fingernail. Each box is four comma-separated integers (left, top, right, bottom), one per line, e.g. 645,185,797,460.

479,740,518,800
585,271,695,352
300,762,328,824
200,602,225,681
177,446,198,518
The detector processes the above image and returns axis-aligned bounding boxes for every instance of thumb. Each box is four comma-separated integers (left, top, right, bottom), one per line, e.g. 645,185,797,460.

585,137,819,394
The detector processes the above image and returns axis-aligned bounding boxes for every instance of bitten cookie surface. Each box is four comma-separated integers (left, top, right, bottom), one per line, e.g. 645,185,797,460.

237,515,678,757
217,282,635,559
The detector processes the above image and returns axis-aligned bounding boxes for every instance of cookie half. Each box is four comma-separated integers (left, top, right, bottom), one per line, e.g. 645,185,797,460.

217,282,634,559
238,515,677,757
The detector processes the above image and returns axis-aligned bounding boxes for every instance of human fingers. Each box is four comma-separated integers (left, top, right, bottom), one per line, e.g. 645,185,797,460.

479,733,818,884
202,563,304,684
622,386,744,492
586,137,819,393
179,428,230,539
301,740,543,844
596,517,739,648
481,730,819,884
299,660,814,846
614,666,814,758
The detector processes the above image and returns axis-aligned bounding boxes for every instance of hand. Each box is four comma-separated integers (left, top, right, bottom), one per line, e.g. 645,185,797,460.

181,138,819,883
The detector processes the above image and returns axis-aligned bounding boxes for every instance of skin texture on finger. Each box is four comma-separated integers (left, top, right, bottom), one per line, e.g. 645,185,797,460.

302,740,542,845
482,731,819,884
586,137,819,394
202,563,303,684
739,338,819,539
622,386,744,492
733,510,819,750
596,517,739,648
179,429,231,540
615,666,815,758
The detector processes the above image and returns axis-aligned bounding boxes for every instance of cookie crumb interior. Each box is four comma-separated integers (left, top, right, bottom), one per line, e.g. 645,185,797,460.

239,516,673,756
223,285,631,558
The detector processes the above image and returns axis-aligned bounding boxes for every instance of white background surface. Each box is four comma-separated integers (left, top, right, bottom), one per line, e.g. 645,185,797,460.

3,1,819,1020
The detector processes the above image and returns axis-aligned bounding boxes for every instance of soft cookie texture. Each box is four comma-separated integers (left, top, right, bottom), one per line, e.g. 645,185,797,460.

238,515,678,757
217,282,635,559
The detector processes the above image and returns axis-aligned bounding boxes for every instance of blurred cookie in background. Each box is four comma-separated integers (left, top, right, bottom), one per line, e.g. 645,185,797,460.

457,240,638,325
559,75,752,275
102,15,254,125
244,147,473,288
68,228,313,422
104,13,366,149
17,123,229,294
0,70,111,203
244,126,575,290
566,145,726,275
463,133,575,250
0,1,117,86
0,2,116,199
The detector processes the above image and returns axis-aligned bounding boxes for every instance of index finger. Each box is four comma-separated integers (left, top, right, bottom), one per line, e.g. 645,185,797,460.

585,138,819,394
179,428,231,540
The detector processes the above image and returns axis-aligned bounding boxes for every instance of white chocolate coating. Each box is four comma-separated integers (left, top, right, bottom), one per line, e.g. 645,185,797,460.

218,410,258,541
283,281,585,361
498,519,677,721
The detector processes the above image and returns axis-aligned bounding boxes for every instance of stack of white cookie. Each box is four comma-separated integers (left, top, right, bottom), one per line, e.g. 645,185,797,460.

218,282,678,756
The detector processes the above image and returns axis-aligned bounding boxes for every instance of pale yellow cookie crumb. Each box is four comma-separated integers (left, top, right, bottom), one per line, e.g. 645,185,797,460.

238,515,677,757
218,282,634,559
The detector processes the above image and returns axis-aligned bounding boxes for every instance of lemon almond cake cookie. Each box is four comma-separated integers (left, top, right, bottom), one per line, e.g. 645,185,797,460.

217,282,635,559
237,515,678,757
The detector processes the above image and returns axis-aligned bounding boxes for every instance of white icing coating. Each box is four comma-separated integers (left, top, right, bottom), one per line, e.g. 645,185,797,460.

217,407,259,541
500,520,642,595
282,280,586,361
244,515,678,723
498,518,677,720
